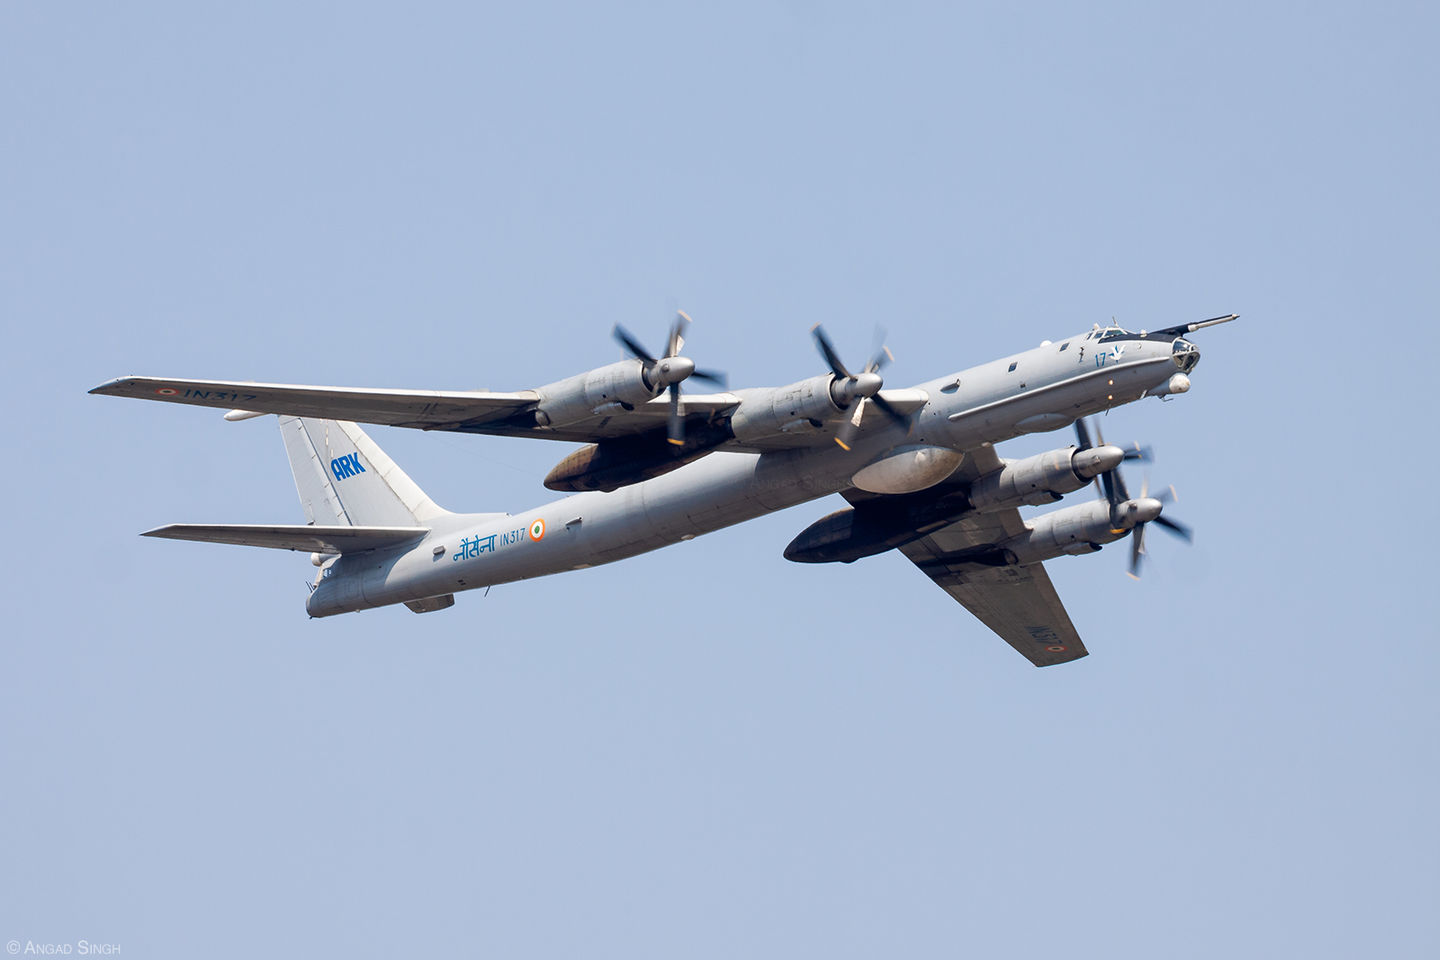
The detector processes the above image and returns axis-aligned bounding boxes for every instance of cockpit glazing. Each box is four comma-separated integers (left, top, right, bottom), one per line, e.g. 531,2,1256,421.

1172,338,1200,373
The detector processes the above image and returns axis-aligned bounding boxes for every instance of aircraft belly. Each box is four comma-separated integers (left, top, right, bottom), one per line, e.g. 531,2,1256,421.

635,450,836,543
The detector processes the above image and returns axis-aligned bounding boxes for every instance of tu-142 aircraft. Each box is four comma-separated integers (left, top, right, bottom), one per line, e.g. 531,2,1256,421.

90,311,1236,666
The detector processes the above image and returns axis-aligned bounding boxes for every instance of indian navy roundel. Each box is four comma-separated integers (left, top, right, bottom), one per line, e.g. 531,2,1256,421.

528,518,546,542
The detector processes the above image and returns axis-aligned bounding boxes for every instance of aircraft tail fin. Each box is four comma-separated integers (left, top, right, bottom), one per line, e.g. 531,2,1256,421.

279,416,449,527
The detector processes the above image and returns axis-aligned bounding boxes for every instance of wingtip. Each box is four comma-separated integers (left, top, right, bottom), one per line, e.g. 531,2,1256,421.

88,377,130,395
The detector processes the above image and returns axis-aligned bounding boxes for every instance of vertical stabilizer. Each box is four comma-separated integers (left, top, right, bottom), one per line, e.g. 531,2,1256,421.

279,417,449,527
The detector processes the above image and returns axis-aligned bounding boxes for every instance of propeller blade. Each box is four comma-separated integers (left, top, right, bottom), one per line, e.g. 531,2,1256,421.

1127,522,1146,579
1074,417,1093,451
1153,515,1193,542
613,324,656,364
811,324,853,380
864,335,893,375
1112,464,1131,502
1123,442,1152,462
666,311,691,358
689,368,729,389
667,382,685,445
834,397,866,451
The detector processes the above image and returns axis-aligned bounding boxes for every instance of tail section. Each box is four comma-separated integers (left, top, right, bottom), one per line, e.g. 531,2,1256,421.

279,417,449,527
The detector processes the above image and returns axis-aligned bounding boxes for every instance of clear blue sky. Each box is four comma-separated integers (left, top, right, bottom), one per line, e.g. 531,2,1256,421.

3,2,1436,957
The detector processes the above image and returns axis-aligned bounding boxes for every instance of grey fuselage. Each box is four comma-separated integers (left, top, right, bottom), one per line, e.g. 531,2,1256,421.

307,328,1195,616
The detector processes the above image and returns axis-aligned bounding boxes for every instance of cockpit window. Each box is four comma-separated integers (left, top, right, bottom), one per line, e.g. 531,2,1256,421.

1098,327,1128,341
1172,338,1200,373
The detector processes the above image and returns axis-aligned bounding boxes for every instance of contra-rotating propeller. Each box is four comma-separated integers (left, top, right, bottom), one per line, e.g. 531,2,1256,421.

613,311,728,445
1121,474,1192,579
1074,416,1151,468
811,324,900,450
1075,416,1191,578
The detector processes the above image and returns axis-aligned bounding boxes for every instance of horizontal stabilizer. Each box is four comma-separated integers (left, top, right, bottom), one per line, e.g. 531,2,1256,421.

142,524,429,553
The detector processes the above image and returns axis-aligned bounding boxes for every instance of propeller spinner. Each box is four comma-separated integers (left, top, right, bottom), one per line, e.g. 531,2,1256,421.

810,324,901,450
1075,416,1192,578
613,312,727,445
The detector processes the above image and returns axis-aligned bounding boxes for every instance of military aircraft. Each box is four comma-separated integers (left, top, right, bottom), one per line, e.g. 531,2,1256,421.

90,312,1236,666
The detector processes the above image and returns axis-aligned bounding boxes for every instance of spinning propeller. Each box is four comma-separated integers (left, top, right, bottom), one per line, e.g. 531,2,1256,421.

1075,416,1191,578
1074,416,1150,470
613,312,728,445
1121,475,1192,580
811,325,899,450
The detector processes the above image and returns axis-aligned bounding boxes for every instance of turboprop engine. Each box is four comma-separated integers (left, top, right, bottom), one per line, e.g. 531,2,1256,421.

999,497,1160,565
531,358,665,430
533,313,726,444
727,375,845,443
967,443,1125,511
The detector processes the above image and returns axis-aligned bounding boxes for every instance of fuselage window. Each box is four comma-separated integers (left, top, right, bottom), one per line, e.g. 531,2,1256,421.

1008,361,1017,372
1059,342,1069,352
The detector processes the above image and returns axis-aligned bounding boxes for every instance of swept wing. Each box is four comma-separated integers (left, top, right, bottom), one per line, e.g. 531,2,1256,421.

89,376,740,443
860,443,1087,667
897,509,1088,667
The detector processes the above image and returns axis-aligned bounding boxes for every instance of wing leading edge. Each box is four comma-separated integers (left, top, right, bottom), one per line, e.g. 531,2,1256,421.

89,376,743,443
90,376,538,430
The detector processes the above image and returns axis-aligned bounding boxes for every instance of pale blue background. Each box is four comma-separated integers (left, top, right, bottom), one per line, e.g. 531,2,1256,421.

2,2,1436,957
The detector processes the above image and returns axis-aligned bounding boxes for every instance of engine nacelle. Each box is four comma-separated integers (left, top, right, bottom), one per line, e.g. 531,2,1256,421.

968,444,1124,512
1002,500,1124,566
544,423,730,492
728,376,843,443
533,360,657,429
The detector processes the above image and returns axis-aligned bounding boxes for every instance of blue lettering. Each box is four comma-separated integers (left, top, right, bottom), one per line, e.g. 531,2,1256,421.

348,453,366,475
